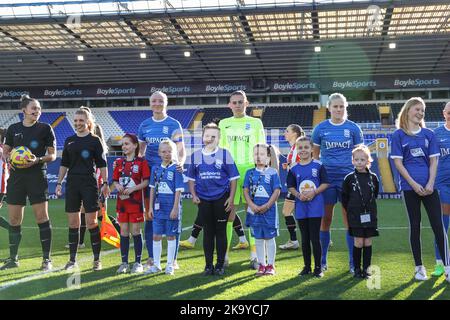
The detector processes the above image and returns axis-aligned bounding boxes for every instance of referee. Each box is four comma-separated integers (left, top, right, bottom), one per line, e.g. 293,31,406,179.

56,107,110,271
1,95,56,271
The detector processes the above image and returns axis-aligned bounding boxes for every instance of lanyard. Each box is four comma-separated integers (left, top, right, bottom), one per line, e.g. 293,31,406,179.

353,171,375,213
154,162,171,199
249,169,265,200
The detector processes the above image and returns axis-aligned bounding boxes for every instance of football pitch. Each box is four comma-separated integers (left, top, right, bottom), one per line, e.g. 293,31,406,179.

0,199,449,300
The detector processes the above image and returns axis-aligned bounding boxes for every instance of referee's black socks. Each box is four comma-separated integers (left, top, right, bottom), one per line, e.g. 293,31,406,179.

9,225,22,261
89,226,101,261
69,228,80,262
38,221,52,260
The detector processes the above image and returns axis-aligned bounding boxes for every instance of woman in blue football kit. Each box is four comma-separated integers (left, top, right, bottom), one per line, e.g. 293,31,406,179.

312,93,364,273
138,91,186,269
243,144,281,276
186,123,239,276
431,101,450,277
146,139,184,276
391,97,450,282
287,137,329,278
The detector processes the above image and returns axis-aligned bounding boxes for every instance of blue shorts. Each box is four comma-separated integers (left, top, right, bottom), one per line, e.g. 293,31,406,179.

250,225,278,239
153,218,181,236
323,185,342,205
439,187,450,205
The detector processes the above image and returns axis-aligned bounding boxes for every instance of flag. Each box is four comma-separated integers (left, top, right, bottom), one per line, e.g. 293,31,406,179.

99,199,120,248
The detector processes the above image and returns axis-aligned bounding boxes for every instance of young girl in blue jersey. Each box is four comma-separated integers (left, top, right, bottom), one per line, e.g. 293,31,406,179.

391,97,450,282
342,145,379,279
146,139,184,275
287,137,329,278
186,123,239,276
243,144,281,276
431,101,450,277
312,93,364,273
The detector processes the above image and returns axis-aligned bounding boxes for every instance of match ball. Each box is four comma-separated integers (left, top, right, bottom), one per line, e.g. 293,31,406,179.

10,146,33,168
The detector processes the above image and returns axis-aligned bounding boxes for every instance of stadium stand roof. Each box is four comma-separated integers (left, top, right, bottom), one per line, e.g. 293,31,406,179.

0,0,449,86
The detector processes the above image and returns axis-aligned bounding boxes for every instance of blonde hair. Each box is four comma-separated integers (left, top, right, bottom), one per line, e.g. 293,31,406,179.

352,145,373,168
158,138,178,163
327,93,348,120
396,97,426,135
150,91,168,107
254,143,280,173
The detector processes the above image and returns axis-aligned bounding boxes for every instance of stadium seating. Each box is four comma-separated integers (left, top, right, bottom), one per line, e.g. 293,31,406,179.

19,112,63,124
262,105,316,128
201,107,251,126
347,104,380,123
54,117,74,149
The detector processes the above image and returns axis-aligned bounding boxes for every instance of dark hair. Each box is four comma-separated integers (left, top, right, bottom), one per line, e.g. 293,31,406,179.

123,133,140,157
20,94,38,110
229,90,247,101
288,124,305,138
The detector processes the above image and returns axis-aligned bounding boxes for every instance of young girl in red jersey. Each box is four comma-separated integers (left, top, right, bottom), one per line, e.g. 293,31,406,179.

112,133,150,274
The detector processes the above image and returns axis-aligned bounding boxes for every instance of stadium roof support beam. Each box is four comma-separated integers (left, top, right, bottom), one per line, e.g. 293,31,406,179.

122,17,183,81
238,14,266,78
374,5,394,73
431,41,449,73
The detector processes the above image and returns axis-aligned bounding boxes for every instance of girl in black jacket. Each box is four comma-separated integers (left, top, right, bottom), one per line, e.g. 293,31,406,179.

342,145,379,279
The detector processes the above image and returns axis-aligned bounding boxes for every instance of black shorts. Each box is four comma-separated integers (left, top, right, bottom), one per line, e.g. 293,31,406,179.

348,227,379,238
65,175,99,213
6,170,48,206
285,191,295,202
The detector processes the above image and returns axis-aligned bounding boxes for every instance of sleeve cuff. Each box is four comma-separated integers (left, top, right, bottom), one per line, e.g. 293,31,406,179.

430,153,440,158
149,184,155,188
185,177,195,181
176,188,185,192
313,143,320,146
229,176,240,181
390,155,403,159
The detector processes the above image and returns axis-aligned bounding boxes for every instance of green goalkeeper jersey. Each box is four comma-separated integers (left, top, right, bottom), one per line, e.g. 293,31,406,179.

219,115,266,168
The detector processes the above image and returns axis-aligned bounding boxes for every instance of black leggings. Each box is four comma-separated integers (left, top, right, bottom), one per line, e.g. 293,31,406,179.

403,190,449,266
297,217,322,269
199,194,229,267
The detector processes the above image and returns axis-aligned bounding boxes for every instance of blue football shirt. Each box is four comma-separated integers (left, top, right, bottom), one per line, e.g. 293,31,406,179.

286,160,329,219
186,147,240,201
312,119,363,185
243,167,281,229
138,116,183,167
390,128,440,191
149,163,184,220
434,125,450,188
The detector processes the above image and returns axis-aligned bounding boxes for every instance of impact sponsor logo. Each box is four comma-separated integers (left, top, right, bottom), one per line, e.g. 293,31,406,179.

0,90,29,99
332,80,377,89
394,78,440,88
44,89,83,97
97,87,136,96
205,84,247,93
273,82,316,91
324,140,352,149
227,135,250,143
441,147,450,156
150,86,191,94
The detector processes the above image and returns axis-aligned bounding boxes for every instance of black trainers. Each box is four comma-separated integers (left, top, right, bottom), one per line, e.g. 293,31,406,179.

214,264,225,276
313,267,324,278
0,258,19,270
353,268,362,278
204,265,214,276
361,269,371,279
298,267,312,276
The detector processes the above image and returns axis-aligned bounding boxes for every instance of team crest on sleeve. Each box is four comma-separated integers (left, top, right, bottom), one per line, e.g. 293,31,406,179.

215,159,223,169
167,170,174,181
344,129,350,138
264,174,271,184
163,126,169,134
312,168,318,177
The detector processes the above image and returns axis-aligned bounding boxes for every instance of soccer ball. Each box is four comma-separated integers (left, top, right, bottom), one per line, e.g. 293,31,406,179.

10,146,33,169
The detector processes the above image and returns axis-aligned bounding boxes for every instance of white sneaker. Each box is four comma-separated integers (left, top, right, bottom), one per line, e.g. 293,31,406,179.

279,240,299,250
116,262,129,274
415,265,428,281
145,258,154,269
144,265,162,274
445,266,450,283
165,265,175,275
173,260,180,270
130,262,144,274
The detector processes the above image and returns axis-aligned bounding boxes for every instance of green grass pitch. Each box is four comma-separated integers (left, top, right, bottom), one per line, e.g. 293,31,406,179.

0,198,449,300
